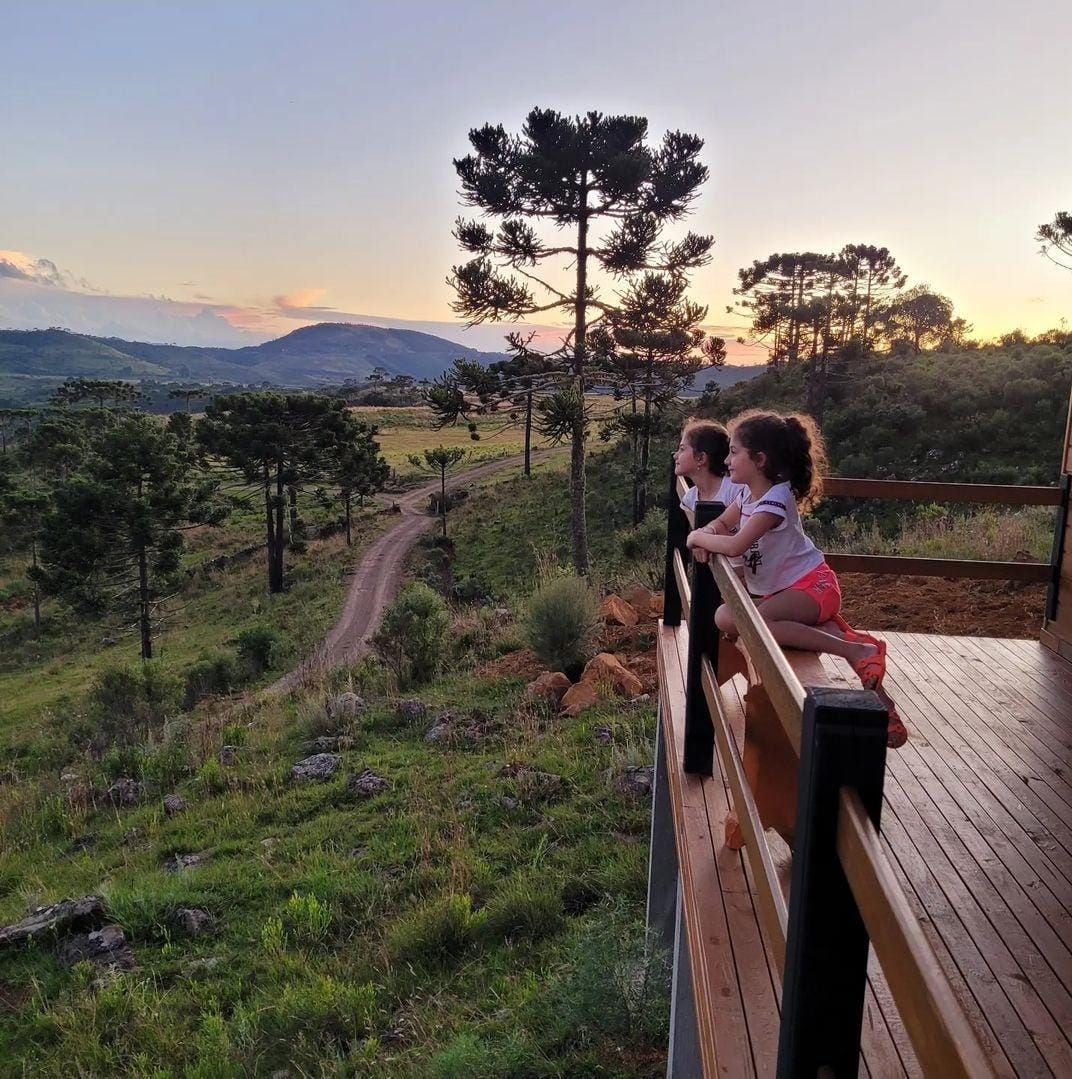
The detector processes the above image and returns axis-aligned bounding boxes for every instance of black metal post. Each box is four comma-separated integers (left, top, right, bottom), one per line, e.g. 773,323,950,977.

682,500,724,775
1046,472,1071,622
662,457,689,627
776,686,889,1078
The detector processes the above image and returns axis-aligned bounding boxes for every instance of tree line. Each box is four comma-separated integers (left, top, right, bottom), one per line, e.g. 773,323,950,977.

0,386,388,660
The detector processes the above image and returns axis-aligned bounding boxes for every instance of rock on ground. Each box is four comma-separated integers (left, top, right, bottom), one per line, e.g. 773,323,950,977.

346,769,389,797
327,692,367,719
0,896,105,948
173,907,215,936
616,765,655,798
396,698,427,723
600,594,639,627
524,671,572,707
163,794,186,816
289,753,340,783
106,777,143,807
58,924,136,971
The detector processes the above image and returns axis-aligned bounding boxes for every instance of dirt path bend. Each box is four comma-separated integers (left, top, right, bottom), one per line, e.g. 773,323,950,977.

269,452,537,693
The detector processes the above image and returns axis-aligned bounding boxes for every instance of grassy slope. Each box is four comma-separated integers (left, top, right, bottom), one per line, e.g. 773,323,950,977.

0,635,664,1076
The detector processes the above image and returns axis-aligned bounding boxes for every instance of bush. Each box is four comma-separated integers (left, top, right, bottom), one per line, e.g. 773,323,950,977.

524,575,599,679
183,652,241,708
282,891,333,946
371,582,450,688
388,894,478,967
88,662,182,746
478,875,563,945
235,625,281,675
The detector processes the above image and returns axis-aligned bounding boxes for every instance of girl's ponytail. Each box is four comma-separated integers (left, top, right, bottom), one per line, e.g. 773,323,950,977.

731,410,828,510
781,414,827,510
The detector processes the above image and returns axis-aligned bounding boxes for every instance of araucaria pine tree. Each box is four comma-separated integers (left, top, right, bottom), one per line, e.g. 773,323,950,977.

448,108,713,573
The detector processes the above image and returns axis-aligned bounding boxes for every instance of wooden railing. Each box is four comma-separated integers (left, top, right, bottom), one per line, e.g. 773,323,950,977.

652,466,998,1077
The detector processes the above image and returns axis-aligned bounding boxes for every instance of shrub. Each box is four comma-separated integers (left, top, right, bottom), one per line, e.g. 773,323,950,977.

183,652,241,708
388,894,478,967
478,875,563,945
235,626,281,675
371,582,450,688
524,575,599,679
282,891,333,946
88,662,182,746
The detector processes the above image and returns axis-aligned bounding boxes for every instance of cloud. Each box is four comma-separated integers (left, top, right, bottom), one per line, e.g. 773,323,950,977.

0,250,70,288
1027,296,1046,304
273,287,330,311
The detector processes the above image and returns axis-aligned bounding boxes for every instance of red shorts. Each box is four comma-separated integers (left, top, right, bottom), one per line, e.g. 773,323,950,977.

760,562,842,622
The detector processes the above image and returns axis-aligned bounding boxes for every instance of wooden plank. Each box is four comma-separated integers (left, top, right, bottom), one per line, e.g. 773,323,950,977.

672,549,691,623
879,770,1072,1074
657,624,756,1077
838,789,996,1078
707,555,806,753
822,477,1061,506
826,553,1050,582
888,630,1069,867
701,656,788,973
671,632,783,1077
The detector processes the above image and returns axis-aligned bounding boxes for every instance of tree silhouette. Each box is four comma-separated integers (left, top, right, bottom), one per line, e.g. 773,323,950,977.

1037,212,1072,271
407,446,469,538
448,107,712,573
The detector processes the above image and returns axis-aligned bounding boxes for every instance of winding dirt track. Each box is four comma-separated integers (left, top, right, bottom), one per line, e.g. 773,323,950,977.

268,452,538,694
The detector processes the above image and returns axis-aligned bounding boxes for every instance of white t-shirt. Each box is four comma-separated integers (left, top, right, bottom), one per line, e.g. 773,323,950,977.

737,481,824,596
680,475,746,514
681,476,748,569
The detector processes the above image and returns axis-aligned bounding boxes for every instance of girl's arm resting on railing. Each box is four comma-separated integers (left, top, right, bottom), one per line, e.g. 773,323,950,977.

686,511,780,559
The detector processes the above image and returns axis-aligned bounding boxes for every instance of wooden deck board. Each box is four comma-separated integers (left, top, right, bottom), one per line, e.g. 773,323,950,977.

657,624,1072,1076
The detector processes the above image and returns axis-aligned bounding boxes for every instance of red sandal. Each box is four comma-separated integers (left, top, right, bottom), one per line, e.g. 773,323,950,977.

886,705,908,749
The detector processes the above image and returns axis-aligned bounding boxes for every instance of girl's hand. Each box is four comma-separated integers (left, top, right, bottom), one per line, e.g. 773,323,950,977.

692,548,710,564
686,529,702,549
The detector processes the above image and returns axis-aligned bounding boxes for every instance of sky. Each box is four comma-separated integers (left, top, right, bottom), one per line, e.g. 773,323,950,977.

2,0,1069,357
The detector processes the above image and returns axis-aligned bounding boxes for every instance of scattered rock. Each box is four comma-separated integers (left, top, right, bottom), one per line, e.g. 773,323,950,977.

600,594,639,627
396,698,427,723
525,671,572,707
68,835,97,854
165,851,210,872
616,765,655,798
173,907,215,936
346,769,388,798
260,837,279,850
58,924,136,971
327,692,367,719
622,584,653,618
500,795,520,810
336,735,356,750
424,722,451,744
183,955,223,974
492,607,512,623
631,693,652,705
0,896,105,948
593,724,614,745
163,793,186,816
121,827,142,846
60,772,80,784
582,653,643,698
289,753,340,783
650,592,664,618
461,723,488,742
218,745,238,766
560,680,601,717
306,735,340,752
347,846,368,859
106,777,143,807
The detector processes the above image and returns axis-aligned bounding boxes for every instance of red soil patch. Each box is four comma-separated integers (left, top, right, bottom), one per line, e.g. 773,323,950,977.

475,647,544,680
839,575,1045,640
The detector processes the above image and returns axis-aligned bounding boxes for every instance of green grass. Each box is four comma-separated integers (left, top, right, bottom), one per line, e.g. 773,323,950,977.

0,634,666,1076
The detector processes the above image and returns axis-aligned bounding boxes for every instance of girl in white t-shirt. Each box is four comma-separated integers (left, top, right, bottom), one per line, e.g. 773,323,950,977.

686,410,906,748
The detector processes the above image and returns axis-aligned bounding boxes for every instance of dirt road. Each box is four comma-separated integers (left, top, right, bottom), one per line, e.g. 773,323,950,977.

269,453,536,693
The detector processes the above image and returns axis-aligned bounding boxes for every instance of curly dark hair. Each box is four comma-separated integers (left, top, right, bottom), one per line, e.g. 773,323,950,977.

681,419,730,477
731,410,827,510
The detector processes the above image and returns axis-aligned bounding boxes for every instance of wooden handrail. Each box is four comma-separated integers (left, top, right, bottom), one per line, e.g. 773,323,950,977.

672,549,691,623
837,788,995,1078
826,552,1049,582
824,477,1060,505
701,656,788,973
708,553,806,755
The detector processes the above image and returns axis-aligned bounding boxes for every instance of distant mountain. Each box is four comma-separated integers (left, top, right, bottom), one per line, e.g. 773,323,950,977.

0,322,508,386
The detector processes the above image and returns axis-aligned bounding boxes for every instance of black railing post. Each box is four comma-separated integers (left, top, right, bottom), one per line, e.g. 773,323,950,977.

662,458,689,627
682,500,725,775
1047,472,1071,622
776,686,889,1078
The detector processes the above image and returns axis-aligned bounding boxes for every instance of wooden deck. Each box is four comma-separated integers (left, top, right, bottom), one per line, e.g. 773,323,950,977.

657,625,1072,1078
